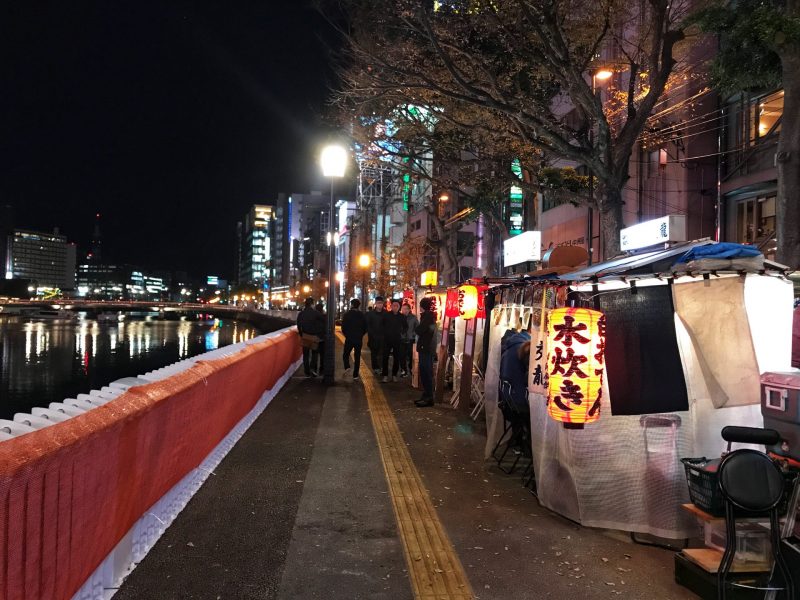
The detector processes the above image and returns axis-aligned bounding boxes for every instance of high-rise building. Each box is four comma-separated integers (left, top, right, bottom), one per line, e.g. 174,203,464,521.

1,204,14,280
237,205,274,287
6,227,76,290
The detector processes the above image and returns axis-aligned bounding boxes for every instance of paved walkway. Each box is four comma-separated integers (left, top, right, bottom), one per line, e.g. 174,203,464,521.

117,340,698,599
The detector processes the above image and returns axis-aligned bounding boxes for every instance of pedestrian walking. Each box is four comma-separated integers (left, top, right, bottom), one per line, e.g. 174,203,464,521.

415,297,437,406
381,298,406,382
341,298,367,379
296,297,325,377
399,302,418,378
366,296,386,374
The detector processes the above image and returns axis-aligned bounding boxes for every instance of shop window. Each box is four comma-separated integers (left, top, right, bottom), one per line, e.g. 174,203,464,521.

734,195,777,259
754,90,783,140
727,89,783,152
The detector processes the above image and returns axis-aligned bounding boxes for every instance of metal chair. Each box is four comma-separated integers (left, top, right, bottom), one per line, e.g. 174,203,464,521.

717,433,796,600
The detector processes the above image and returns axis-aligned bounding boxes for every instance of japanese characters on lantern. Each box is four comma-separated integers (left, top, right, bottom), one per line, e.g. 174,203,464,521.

445,288,460,318
458,285,479,319
546,307,606,427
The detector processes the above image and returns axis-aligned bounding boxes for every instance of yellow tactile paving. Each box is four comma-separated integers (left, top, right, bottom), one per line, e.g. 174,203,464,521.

339,333,474,600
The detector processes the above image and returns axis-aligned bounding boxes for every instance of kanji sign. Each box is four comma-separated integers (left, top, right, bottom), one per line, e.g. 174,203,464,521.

546,307,606,426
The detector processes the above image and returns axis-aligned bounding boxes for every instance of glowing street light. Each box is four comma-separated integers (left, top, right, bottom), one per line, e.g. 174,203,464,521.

594,68,613,81
320,142,348,385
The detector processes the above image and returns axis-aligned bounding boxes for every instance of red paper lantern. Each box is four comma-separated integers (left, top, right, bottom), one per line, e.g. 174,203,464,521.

445,288,460,318
546,307,606,427
458,285,479,319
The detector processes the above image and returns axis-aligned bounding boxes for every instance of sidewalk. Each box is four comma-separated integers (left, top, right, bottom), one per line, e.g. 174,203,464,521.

116,339,697,599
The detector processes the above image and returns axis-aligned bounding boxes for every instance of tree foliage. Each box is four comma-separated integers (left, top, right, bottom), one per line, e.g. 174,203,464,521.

334,0,697,257
694,0,800,267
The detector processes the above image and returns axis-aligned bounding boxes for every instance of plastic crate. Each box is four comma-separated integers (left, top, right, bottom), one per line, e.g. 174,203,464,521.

681,457,724,515
704,521,772,569
681,456,798,517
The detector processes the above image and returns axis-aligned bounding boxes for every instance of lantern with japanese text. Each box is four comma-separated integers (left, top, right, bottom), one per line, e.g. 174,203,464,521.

458,285,479,319
445,288,460,318
546,307,606,428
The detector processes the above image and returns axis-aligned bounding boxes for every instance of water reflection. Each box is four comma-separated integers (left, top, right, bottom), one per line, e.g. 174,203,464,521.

0,315,261,419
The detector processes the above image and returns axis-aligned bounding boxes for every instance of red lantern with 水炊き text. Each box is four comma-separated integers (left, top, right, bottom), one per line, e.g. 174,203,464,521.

546,307,606,428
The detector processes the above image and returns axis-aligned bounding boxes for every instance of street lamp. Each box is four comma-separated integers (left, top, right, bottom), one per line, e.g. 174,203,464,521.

587,68,612,265
320,143,347,385
358,252,371,309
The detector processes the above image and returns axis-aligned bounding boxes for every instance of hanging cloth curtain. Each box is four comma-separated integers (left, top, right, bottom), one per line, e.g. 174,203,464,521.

528,286,552,398
484,305,513,459
673,277,760,408
598,285,689,415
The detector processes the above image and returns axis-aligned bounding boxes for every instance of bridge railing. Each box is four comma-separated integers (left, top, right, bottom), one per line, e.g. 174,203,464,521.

0,327,301,600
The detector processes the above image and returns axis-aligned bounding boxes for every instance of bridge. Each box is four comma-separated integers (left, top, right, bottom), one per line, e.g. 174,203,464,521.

0,299,296,332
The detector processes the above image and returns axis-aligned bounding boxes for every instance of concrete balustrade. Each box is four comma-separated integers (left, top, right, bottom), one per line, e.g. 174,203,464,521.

0,325,301,600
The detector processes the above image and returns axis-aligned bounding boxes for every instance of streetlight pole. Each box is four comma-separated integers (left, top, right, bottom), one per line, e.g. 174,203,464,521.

587,68,612,265
321,144,347,386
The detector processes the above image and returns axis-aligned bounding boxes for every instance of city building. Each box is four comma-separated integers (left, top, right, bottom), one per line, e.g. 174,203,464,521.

4,227,76,292
75,263,166,300
237,204,274,289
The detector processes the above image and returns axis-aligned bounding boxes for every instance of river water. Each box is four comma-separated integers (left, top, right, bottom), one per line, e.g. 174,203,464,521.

0,314,262,419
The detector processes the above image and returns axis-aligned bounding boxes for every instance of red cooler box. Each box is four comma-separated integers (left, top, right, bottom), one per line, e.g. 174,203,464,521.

761,370,800,461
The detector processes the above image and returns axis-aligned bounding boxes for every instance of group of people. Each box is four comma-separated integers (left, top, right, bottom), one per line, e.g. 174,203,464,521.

295,298,328,376
297,294,437,407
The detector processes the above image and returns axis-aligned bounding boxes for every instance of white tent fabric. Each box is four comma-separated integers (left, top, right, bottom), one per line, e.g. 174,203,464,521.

529,274,794,539
673,277,760,408
484,307,512,459
453,317,466,385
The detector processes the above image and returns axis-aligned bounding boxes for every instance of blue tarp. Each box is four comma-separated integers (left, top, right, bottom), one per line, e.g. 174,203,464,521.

673,242,761,264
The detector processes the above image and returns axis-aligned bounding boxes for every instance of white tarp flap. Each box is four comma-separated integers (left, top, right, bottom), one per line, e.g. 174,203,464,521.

744,274,794,373
673,277,760,408
529,274,793,539
453,317,466,385
530,385,697,538
484,307,512,459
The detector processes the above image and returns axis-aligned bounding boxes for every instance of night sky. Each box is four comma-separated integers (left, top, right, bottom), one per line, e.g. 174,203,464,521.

0,1,342,279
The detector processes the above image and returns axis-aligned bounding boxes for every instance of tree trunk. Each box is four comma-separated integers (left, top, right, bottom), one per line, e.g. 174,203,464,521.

598,185,625,259
777,50,800,269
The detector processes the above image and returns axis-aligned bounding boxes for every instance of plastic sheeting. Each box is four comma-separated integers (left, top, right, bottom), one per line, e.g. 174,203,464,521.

0,330,301,600
453,317,486,387
528,275,794,539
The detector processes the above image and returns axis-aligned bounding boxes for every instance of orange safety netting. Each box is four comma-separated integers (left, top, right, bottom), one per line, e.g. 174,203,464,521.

0,330,300,600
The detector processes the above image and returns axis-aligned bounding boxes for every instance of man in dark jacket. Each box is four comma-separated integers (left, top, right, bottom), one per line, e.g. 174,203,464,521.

341,298,367,379
381,298,407,382
365,296,386,374
296,297,325,377
415,298,437,407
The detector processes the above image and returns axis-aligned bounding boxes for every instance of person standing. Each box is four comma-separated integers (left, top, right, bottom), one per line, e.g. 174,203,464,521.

342,298,367,379
415,297,437,407
366,296,386,374
381,298,406,382
399,302,419,378
313,302,327,375
296,297,325,377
